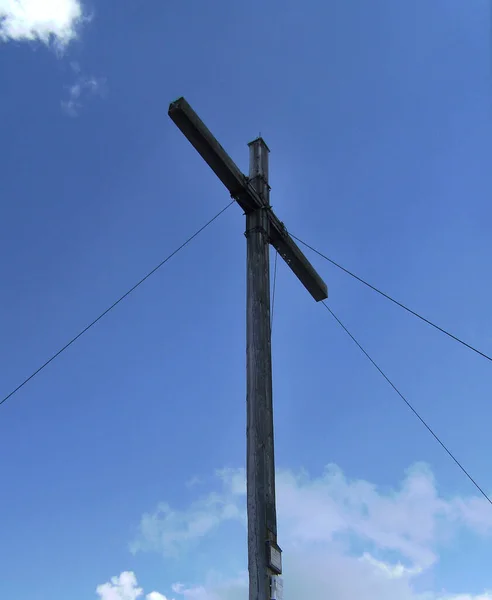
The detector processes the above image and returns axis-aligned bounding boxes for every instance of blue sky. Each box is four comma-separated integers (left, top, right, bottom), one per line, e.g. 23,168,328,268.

0,1,491,598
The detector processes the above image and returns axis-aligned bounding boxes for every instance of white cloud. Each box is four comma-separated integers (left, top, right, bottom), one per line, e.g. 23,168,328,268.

131,463,490,572
125,462,492,600
96,572,144,600
0,0,85,47
274,462,450,570
147,594,169,600
96,572,169,600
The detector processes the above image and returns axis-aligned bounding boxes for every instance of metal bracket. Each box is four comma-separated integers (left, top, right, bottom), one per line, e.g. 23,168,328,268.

244,204,272,240
244,224,270,239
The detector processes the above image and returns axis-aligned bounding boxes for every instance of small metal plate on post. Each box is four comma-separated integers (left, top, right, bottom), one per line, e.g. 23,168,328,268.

270,575,283,600
267,541,282,574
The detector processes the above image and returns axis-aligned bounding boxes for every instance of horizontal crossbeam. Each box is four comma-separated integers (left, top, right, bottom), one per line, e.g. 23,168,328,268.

168,97,328,302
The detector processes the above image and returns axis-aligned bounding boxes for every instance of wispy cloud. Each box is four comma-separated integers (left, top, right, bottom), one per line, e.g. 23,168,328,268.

0,0,86,48
361,553,423,579
130,470,245,558
123,462,492,600
61,61,106,117
185,476,203,489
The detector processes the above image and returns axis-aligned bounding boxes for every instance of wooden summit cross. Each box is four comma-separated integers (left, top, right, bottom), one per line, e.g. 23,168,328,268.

168,97,328,600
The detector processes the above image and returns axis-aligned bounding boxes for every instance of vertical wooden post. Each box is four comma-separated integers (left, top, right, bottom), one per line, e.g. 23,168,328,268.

246,138,277,600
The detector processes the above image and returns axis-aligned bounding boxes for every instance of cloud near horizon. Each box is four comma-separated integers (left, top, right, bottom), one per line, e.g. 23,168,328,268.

96,572,168,600
101,463,492,600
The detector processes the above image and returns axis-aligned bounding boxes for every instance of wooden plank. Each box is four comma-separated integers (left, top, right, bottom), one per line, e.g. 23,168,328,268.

168,97,260,213
269,212,328,302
